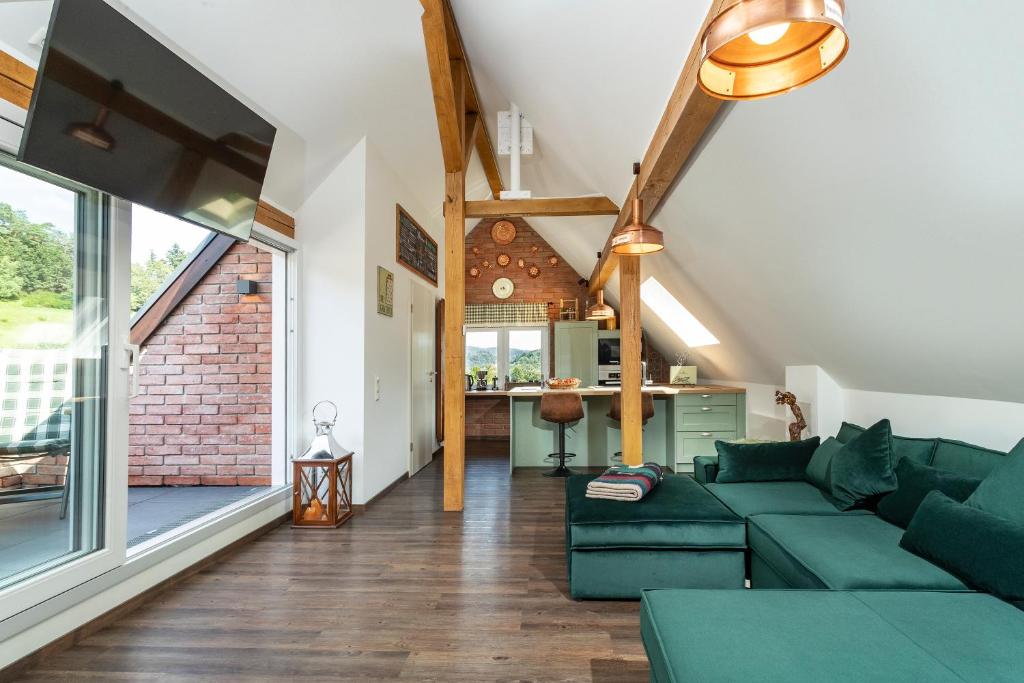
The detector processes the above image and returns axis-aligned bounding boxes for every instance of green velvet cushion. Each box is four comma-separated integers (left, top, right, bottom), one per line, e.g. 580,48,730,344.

901,491,1024,602
964,451,1024,525
641,590,1024,683
876,459,982,529
829,419,898,510
804,437,843,491
705,481,870,518
747,513,967,591
713,437,820,484
931,438,1007,478
565,474,744,549
836,421,865,443
568,548,744,599
834,421,937,465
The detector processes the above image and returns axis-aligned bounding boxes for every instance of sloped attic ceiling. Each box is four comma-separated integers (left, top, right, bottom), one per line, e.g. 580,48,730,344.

455,0,1024,404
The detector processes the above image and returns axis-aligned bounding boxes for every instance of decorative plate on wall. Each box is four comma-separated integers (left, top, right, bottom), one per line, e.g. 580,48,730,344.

527,265,541,278
482,259,491,269
548,256,559,266
530,245,539,253
496,253,511,267
491,220,517,245
517,258,526,269
471,246,480,255
492,277,515,300
469,266,481,278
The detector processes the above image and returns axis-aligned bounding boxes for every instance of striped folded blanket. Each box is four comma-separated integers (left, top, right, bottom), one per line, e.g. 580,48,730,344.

585,463,664,502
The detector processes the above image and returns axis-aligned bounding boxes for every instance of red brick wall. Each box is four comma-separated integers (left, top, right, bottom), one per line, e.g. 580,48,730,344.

128,242,272,486
465,396,510,439
466,217,591,321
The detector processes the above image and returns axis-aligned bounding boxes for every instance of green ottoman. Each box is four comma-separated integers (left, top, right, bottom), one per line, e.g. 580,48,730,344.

565,474,745,599
641,589,1024,682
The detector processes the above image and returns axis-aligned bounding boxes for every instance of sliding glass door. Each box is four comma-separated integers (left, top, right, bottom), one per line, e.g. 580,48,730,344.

0,156,128,619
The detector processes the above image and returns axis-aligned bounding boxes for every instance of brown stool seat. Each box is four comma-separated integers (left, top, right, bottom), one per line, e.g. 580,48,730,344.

608,392,655,424
539,391,583,477
540,392,584,424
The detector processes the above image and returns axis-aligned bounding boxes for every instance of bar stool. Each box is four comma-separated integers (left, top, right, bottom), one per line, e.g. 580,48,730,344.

608,392,656,462
540,391,584,477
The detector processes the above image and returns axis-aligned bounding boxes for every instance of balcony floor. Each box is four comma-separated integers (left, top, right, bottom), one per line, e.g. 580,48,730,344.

0,486,271,584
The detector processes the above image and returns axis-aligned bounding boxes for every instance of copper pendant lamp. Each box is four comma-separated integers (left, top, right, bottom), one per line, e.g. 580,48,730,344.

585,252,616,320
698,0,849,101
610,164,664,255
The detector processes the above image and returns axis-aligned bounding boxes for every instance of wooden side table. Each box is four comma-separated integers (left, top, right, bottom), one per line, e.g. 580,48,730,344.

291,453,353,528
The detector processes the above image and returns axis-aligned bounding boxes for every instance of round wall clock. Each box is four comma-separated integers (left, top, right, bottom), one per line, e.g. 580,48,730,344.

496,253,511,267
491,220,517,245
492,277,515,300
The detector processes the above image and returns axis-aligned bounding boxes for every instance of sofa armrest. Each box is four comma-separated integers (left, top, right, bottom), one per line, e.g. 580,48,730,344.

692,456,719,484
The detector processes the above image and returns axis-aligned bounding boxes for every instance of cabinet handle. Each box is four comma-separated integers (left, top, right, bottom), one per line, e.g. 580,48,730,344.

701,394,711,399
701,432,713,437
701,406,712,412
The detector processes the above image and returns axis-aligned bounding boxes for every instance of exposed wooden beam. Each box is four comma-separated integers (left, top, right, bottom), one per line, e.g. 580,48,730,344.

465,196,620,218
421,0,464,173
0,50,35,109
619,255,644,465
0,50,297,238
589,0,733,296
474,122,503,198
442,169,466,512
463,111,480,169
254,201,296,239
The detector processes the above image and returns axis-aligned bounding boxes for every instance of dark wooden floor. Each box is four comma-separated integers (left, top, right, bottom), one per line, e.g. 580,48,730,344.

16,443,648,682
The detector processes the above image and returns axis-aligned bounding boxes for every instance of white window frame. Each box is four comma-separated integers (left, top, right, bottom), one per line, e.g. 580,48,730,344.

0,193,131,622
465,325,549,389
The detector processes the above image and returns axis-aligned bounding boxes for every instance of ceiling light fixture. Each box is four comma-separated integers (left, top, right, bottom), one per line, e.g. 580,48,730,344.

698,0,849,101
610,164,664,255
585,253,616,320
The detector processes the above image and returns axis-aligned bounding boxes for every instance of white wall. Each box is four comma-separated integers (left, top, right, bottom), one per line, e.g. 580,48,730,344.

785,365,845,439
297,139,368,499
708,379,789,441
361,140,443,500
844,389,1024,453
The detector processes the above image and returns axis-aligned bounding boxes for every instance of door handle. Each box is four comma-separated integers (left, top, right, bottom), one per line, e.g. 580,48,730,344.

701,394,711,398
701,432,713,437
701,406,712,412
122,339,141,398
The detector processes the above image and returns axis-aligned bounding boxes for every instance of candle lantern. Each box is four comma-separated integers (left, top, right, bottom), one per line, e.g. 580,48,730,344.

292,401,354,528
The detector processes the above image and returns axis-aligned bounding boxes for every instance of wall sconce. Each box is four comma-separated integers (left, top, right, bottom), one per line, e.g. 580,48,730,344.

236,278,258,295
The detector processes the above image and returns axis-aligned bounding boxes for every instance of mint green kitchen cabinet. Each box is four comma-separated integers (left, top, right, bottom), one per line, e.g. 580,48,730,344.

554,321,598,387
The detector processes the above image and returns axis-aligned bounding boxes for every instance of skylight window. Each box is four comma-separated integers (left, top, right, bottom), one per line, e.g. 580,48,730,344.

640,277,720,347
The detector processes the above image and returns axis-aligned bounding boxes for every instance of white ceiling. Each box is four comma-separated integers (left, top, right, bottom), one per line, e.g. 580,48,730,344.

454,0,1024,403
4,1,1022,402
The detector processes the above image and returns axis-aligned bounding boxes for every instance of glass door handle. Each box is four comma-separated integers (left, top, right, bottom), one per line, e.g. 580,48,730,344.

123,339,141,397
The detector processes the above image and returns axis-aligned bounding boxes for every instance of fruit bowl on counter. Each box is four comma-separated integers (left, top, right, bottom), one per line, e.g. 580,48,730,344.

546,377,581,391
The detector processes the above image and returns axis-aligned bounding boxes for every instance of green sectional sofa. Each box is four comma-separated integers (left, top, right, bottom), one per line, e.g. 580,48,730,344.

641,589,1024,683
634,422,1024,682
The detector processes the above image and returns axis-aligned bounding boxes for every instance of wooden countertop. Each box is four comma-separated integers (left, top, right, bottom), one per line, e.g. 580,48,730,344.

465,390,509,397
505,384,745,397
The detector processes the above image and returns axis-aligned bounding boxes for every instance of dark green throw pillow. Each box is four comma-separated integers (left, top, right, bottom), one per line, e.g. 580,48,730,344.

836,421,865,443
965,450,1024,526
828,419,898,510
804,437,844,491
901,491,1024,602
714,437,821,484
876,459,982,528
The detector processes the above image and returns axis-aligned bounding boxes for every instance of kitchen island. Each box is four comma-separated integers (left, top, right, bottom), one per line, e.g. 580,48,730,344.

507,385,746,473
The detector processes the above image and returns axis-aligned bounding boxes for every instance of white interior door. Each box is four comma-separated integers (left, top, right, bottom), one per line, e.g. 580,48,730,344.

409,283,435,475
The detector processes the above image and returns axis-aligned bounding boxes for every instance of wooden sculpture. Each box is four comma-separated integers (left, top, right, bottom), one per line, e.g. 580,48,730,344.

775,390,807,442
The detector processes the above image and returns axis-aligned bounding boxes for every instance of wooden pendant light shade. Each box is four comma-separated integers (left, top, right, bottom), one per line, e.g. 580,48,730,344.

699,0,849,101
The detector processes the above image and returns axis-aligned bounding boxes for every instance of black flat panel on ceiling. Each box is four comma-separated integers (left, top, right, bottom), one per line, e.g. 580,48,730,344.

18,0,276,240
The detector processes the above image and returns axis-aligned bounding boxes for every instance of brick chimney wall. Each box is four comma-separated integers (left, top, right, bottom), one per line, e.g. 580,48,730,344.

128,242,272,486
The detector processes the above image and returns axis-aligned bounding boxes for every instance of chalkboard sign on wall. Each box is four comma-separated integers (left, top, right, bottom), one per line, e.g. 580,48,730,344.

395,204,438,286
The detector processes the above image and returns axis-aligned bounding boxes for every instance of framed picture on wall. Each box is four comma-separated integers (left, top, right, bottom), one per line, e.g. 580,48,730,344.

395,204,438,286
377,266,394,317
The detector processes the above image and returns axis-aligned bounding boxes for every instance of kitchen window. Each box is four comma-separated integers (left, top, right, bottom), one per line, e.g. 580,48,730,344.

465,326,549,389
